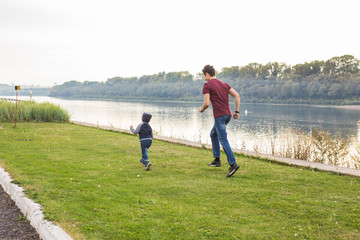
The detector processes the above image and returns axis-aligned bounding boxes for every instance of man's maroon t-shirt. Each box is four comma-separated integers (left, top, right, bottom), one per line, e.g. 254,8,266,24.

202,78,232,118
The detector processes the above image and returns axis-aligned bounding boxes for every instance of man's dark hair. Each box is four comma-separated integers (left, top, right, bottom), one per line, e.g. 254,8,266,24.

202,65,216,77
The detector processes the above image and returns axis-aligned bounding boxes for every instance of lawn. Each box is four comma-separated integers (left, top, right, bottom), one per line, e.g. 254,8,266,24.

0,122,359,239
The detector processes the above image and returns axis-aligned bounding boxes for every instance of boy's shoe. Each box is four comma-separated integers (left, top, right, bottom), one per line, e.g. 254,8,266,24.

140,159,146,166
145,162,151,171
208,159,221,167
227,164,239,177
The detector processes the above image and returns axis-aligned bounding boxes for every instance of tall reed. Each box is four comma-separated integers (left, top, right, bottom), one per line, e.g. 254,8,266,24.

268,128,355,169
0,100,70,122
346,138,360,169
312,129,349,166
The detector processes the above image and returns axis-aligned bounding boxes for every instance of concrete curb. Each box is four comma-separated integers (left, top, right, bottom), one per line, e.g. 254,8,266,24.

0,167,73,240
72,121,360,178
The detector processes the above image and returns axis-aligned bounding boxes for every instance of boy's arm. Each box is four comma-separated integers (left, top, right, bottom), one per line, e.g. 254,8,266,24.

130,123,143,134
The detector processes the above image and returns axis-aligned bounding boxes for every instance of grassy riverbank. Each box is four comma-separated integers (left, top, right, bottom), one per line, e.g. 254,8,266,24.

0,123,359,239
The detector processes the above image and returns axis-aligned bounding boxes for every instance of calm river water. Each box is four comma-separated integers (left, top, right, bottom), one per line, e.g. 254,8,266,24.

6,96,360,154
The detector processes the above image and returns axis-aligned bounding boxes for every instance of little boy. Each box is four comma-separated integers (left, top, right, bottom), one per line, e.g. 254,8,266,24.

130,112,153,170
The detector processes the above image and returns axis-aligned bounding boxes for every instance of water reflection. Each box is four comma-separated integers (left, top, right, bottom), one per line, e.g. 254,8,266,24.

6,96,360,154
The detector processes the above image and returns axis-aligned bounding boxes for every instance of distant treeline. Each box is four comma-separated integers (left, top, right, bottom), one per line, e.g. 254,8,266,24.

50,54,360,104
0,84,50,97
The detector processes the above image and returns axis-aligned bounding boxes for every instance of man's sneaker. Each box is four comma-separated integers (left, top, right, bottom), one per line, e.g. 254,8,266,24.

208,159,221,167
227,164,239,177
139,159,146,166
145,162,151,171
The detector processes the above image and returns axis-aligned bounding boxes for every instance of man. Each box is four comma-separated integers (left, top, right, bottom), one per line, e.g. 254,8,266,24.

199,64,240,177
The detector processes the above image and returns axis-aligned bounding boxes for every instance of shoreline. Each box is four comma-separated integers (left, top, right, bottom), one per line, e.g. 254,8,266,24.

335,105,360,110
2,95,360,110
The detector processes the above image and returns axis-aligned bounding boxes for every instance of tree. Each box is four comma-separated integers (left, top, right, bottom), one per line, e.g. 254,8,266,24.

178,71,193,82
324,55,360,76
292,63,313,78
281,82,293,99
328,83,344,99
139,75,151,84
149,72,166,82
323,58,337,75
307,81,320,98
218,66,240,80
338,55,360,74
240,63,262,78
194,72,204,81
291,82,302,99
308,60,324,75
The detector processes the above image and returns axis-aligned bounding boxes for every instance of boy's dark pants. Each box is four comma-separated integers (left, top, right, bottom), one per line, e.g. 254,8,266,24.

141,140,152,164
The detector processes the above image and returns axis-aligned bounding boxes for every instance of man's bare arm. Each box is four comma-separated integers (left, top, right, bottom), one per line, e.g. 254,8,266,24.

199,93,210,112
229,88,240,119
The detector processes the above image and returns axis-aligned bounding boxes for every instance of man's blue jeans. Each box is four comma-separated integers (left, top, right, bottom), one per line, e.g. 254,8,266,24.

210,115,236,166
141,140,152,163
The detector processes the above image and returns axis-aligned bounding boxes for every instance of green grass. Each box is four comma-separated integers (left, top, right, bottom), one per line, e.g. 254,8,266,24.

0,100,70,122
0,122,359,240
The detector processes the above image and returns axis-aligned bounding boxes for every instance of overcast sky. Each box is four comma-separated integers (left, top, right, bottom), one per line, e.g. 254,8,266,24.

1,0,359,87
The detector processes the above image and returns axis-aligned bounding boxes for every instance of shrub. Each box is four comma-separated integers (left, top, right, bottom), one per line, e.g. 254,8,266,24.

0,100,70,122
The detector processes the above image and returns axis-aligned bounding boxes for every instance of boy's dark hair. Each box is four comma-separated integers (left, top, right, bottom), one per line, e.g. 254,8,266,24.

202,65,216,77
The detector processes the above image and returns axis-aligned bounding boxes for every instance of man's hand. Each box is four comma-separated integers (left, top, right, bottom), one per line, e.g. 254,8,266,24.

233,112,239,119
130,125,133,129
